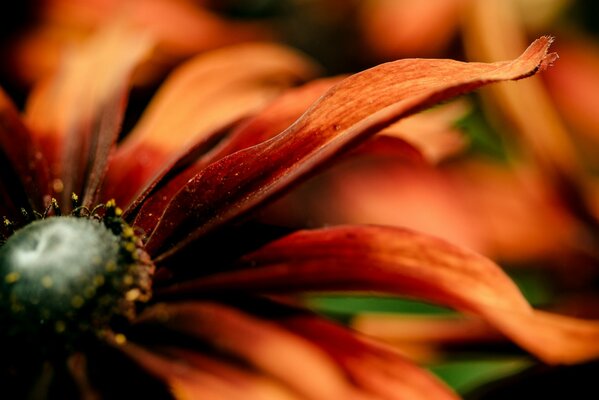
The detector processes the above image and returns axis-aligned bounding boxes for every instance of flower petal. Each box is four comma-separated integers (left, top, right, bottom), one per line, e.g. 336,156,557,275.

0,88,51,213
463,0,583,192
353,314,503,348
377,99,470,163
24,22,152,207
145,36,557,258
280,313,459,400
158,225,599,365
131,78,339,233
118,343,303,400
543,36,599,150
291,158,579,262
358,0,464,60
352,313,506,362
11,0,271,86
105,42,319,208
135,301,363,400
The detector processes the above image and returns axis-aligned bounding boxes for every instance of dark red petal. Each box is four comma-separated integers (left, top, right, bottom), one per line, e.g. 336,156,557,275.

347,135,426,163
78,85,129,207
0,88,51,212
121,120,239,221
132,78,339,234
145,36,557,258
24,23,151,207
104,42,319,209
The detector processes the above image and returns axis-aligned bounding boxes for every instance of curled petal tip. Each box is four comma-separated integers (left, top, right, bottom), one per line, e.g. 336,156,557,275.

536,35,559,70
540,52,560,70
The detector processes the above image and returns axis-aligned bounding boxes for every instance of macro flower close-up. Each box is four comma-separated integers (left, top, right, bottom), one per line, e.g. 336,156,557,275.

4,3,599,400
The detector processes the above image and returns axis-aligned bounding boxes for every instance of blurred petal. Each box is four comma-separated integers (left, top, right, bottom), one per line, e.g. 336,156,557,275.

119,343,302,400
352,313,505,362
515,0,572,33
146,36,556,258
543,36,599,150
353,314,502,347
0,88,51,212
135,301,362,400
24,21,152,206
378,100,470,163
10,0,271,86
484,308,599,365
67,354,101,400
281,313,459,400
118,343,253,399
159,225,599,364
304,159,578,261
105,42,318,208
358,0,465,60
157,347,304,400
463,0,580,180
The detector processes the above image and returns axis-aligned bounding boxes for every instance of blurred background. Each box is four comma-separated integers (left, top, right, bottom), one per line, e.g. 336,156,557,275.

3,0,599,397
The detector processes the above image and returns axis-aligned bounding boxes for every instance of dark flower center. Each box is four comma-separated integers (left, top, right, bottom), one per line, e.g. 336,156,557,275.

0,211,153,353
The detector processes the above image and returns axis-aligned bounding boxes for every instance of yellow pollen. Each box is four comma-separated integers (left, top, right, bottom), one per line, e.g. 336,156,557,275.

41,276,54,288
114,333,127,345
105,261,117,272
55,320,66,333
84,286,96,299
5,272,20,284
125,288,141,301
122,226,134,238
11,303,23,313
124,242,136,253
123,275,134,286
93,275,106,287
71,295,85,309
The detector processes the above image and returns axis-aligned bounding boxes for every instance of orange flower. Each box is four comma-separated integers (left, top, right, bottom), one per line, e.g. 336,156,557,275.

0,23,595,399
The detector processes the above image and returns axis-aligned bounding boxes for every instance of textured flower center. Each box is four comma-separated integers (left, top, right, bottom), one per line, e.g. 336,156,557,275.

0,214,153,351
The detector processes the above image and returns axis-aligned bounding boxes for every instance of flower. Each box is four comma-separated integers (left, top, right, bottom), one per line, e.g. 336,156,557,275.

0,22,596,400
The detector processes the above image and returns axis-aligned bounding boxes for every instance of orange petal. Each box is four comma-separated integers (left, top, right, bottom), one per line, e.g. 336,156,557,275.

146,36,557,258
353,314,503,346
105,42,318,208
135,301,363,400
352,313,505,363
543,36,599,150
378,99,470,163
11,0,271,86
158,225,599,364
118,343,303,400
358,0,465,60
281,313,459,400
305,159,578,261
